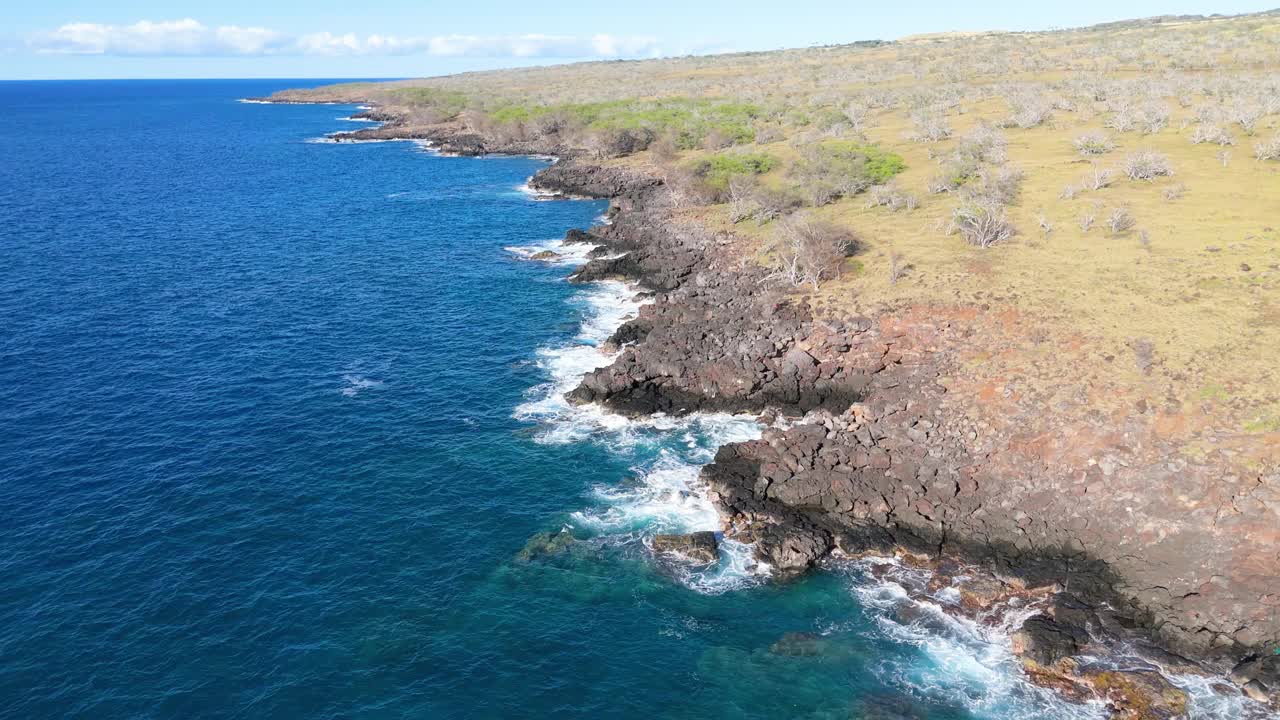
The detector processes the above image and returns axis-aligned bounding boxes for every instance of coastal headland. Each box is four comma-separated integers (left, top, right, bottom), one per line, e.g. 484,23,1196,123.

261,13,1280,714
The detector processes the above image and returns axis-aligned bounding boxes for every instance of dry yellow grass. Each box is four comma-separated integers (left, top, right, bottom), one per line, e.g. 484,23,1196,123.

290,10,1280,430
772,100,1280,424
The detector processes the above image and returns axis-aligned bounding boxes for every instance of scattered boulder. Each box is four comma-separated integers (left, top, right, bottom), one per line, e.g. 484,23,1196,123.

1242,680,1270,703
756,524,832,577
652,531,719,564
530,250,560,261
1230,653,1279,705
1012,615,1091,667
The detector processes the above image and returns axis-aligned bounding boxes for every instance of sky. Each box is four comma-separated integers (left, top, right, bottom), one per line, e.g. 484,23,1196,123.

2,1,1276,80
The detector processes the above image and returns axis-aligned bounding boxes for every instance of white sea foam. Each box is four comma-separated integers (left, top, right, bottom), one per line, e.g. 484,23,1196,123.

239,98,346,105
570,452,769,594
504,239,600,266
574,452,720,534
340,374,383,397
412,140,459,157
305,135,412,144
517,296,762,439
1169,672,1276,719
337,115,380,123
844,557,1109,720
514,268,768,592
515,179,563,200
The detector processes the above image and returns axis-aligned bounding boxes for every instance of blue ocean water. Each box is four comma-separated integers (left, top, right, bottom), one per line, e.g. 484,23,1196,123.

0,80,1131,719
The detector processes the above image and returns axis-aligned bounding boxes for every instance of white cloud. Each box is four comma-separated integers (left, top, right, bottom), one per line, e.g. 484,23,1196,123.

28,20,663,59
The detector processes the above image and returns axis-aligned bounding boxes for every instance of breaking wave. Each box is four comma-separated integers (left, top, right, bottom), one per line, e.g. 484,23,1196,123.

512,238,767,592
841,557,1109,720
504,238,600,267
304,134,412,144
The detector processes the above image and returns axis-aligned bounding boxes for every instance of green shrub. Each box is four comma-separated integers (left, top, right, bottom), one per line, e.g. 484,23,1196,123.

790,141,905,206
693,152,778,194
482,97,764,151
389,88,470,118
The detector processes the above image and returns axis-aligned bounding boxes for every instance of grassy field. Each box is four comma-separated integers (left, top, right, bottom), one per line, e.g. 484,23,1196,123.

283,11,1280,434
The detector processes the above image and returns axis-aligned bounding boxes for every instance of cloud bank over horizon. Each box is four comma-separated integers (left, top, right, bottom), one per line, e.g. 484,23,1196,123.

29,19,665,59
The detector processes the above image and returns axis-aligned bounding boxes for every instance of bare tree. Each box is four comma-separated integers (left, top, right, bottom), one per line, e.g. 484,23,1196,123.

1190,125,1235,146
1081,164,1115,190
907,110,952,142
1255,134,1280,162
1131,338,1156,375
767,216,858,289
1107,206,1136,235
866,183,919,212
951,202,1015,248
1038,214,1054,239
1122,150,1174,181
889,251,909,284
1073,131,1115,156
842,102,868,133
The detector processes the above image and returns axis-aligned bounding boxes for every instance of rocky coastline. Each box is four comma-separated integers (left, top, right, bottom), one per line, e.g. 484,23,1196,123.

262,94,1280,716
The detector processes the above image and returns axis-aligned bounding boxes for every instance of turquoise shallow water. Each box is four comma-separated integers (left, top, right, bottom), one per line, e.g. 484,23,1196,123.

0,80,1152,719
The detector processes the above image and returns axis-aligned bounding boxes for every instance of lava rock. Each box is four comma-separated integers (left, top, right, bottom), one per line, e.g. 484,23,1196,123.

756,524,832,577
1012,615,1090,666
652,531,719,564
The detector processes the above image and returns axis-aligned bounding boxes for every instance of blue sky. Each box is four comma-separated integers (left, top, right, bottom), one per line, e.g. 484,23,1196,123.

3,1,1276,80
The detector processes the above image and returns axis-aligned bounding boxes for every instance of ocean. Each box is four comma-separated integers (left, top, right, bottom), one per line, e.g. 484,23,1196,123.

0,80,1217,719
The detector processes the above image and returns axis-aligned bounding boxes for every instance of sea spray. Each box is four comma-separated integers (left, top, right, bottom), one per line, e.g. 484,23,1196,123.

840,557,1110,720
505,239,605,267
513,251,768,591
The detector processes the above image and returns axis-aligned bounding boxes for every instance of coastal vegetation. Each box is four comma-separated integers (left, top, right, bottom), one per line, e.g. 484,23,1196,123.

276,9,1280,437
268,10,1280,711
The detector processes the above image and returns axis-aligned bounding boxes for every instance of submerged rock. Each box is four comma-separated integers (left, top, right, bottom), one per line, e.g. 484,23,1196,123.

516,531,577,562
768,631,826,657
529,250,560,261
652,531,719,564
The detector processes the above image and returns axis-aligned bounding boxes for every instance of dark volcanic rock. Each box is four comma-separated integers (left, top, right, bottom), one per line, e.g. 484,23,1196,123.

651,531,719,564
757,524,832,577
564,228,597,244
1012,615,1091,667
531,162,662,201
1231,654,1280,705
